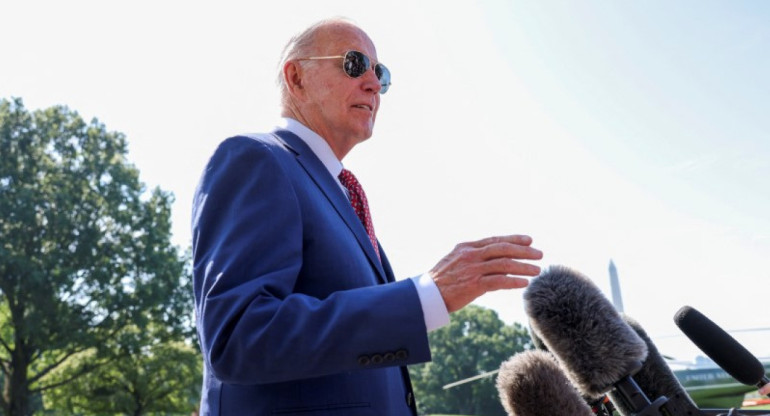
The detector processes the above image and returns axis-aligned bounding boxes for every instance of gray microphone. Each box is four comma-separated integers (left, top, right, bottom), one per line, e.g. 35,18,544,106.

610,315,704,415
497,350,594,416
529,324,617,416
523,265,670,415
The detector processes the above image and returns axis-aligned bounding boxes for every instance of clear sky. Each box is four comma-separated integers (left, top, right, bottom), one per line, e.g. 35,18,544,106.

3,0,769,361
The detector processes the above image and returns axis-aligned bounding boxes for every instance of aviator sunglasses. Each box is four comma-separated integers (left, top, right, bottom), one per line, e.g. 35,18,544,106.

297,50,391,94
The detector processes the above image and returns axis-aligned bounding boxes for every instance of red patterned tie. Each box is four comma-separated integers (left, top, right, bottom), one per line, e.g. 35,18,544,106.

338,169,380,260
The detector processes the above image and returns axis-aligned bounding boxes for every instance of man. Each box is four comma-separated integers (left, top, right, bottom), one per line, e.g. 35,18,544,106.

192,18,543,415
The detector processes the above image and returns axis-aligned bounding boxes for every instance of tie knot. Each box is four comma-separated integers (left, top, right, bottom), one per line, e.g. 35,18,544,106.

338,168,359,190
337,168,380,261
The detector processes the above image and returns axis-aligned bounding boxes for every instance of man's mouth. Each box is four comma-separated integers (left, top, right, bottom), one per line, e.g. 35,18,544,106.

352,104,373,111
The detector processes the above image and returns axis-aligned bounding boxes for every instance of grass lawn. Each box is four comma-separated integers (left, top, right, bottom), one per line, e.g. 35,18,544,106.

426,400,770,415
744,404,770,410
427,406,770,415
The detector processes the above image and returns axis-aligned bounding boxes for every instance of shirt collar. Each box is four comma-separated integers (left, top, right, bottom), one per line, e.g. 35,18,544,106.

277,118,344,180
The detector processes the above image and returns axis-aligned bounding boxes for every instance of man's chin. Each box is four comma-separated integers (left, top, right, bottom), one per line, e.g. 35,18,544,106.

357,127,375,142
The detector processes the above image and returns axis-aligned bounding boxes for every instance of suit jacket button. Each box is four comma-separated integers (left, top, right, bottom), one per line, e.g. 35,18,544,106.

407,391,413,406
383,352,395,362
395,349,408,360
357,355,371,366
371,354,383,364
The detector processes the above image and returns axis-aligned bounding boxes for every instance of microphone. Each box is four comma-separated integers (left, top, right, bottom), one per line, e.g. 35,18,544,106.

610,315,704,415
496,350,594,416
523,265,670,415
674,305,770,390
529,324,617,416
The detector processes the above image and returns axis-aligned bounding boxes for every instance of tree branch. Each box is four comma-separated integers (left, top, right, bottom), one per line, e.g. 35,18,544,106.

0,335,13,356
32,356,113,393
28,344,97,385
0,358,10,378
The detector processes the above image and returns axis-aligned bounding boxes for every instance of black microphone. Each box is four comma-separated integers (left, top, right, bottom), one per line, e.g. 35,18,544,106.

674,305,770,390
523,265,670,415
610,315,704,415
496,349,594,416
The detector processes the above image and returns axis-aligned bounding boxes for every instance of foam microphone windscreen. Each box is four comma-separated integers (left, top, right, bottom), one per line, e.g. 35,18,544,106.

528,324,547,350
609,315,704,415
497,350,594,416
529,323,616,413
674,305,767,386
523,265,648,397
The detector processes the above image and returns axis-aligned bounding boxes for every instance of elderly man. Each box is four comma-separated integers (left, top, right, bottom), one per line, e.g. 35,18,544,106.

192,18,543,415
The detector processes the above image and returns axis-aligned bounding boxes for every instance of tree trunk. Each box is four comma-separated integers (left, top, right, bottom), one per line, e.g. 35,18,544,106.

5,297,32,416
2,375,11,416
7,346,30,416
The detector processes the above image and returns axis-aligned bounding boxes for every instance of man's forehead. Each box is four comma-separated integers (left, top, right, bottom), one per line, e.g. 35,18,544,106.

314,24,377,56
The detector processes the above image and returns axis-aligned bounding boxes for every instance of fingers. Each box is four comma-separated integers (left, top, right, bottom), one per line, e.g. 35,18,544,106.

464,234,534,249
479,274,530,290
431,234,543,313
476,242,543,263
474,257,541,277
456,235,543,262
436,273,531,313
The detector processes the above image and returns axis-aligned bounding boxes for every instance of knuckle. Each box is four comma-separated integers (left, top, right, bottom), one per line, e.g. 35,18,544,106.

454,242,470,251
457,247,478,261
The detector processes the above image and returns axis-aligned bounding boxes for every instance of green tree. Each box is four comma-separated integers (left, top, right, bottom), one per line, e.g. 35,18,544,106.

43,260,200,415
409,305,532,416
0,98,192,415
44,332,201,415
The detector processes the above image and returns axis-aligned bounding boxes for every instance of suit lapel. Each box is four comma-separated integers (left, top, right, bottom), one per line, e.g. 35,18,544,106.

273,130,388,284
379,246,397,283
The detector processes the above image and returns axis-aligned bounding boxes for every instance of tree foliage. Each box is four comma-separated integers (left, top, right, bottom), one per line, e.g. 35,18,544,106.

0,98,194,415
409,305,532,416
44,334,201,415
43,261,201,416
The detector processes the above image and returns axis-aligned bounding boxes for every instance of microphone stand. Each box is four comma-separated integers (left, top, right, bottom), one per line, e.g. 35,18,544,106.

612,374,670,416
605,361,670,416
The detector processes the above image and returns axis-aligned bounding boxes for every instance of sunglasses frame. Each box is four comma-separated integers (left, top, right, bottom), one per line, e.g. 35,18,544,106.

297,50,391,94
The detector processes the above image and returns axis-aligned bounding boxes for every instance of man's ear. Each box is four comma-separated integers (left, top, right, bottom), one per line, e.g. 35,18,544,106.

284,61,307,101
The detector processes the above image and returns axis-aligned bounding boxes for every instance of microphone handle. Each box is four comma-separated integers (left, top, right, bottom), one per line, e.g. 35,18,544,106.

759,375,770,397
613,375,669,416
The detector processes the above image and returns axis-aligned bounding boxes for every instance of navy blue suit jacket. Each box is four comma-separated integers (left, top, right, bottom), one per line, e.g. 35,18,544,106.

192,130,432,415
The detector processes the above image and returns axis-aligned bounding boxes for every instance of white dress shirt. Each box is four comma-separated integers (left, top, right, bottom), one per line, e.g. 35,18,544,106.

276,117,450,332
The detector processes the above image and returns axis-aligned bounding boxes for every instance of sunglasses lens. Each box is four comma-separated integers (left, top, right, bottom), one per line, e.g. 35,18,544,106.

343,51,391,94
344,51,369,78
375,64,391,94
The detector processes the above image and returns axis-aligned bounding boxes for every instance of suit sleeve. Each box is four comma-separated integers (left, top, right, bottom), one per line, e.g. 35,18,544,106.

192,137,431,384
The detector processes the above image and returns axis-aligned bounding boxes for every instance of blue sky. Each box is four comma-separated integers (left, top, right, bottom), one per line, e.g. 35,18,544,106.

2,0,769,361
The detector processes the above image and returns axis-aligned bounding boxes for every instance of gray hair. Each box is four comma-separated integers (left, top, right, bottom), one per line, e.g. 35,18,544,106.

276,17,357,107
